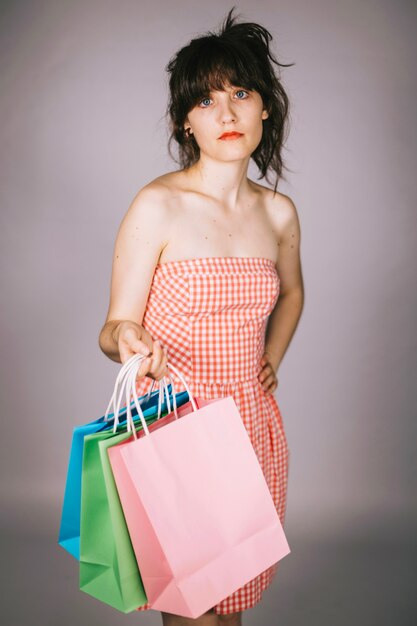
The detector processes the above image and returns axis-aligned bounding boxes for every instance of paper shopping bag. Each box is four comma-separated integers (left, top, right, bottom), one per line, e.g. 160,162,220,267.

78,374,191,612
108,360,291,619
58,381,178,559
79,426,148,612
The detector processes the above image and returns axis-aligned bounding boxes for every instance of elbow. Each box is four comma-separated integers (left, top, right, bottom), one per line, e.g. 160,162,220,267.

280,286,304,302
280,287,305,316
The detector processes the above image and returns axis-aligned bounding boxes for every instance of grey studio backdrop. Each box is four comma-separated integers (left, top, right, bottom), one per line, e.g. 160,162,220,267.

1,1,416,625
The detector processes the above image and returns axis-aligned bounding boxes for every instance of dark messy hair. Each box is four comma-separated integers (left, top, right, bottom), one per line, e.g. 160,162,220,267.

165,6,294,194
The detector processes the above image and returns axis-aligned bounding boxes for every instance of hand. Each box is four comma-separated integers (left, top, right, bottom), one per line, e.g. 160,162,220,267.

115,321,168,381
258,353,279,395
142,338,169,382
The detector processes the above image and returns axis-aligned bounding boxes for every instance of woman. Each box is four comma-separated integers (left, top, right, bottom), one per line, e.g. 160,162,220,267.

99,7,304,626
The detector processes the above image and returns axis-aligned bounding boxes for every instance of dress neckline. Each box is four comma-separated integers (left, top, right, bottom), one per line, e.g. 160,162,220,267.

155,256,279,281
156,256,277,268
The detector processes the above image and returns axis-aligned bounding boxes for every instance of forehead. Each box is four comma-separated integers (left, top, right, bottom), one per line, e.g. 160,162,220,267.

208,83,246,92
197,78,255,98
195,64,253,92
183,54,261,110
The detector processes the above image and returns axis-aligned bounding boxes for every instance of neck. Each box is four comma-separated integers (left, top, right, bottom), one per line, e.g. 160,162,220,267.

185,153,252,212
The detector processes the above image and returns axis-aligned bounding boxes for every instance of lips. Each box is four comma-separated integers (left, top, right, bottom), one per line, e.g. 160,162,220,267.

218,132,244,140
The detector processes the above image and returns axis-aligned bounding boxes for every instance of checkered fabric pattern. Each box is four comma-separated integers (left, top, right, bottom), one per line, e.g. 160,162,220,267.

134,256,290,615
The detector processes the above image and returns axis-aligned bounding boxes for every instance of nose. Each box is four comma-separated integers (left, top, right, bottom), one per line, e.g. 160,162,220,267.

217,98,237,125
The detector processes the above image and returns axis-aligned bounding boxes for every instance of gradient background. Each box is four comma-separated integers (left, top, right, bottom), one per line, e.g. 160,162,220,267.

1,1,416,625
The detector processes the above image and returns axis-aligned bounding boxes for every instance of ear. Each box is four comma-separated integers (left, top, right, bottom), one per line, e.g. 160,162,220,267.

184,117,193,133
262,108,269,120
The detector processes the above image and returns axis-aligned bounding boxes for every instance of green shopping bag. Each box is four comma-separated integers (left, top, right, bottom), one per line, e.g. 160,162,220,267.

78,362,192,613
79,425,146,611
78,374,178,612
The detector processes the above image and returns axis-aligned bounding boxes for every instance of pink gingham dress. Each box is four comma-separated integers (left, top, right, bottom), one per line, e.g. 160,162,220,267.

134,256,290,615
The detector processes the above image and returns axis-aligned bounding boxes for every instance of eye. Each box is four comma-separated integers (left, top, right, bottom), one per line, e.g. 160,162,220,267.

198,96,212,108
235,89,249,99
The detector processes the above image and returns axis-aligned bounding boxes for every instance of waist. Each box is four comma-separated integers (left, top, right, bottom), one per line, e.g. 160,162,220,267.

148,333,267,387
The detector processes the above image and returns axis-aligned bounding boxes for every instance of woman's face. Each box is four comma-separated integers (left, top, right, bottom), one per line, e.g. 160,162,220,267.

184,83,269,162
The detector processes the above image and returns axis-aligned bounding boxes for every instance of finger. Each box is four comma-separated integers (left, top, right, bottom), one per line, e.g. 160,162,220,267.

261,373,276,390
151,344,169,381
159,347,169,381
120,327,152,355
259,365,273,383
120,347,141,365
119,329,151,358
265,378,278,395
147,340,165,379
133,339,152,357
266,382,278,394
136,355,153,378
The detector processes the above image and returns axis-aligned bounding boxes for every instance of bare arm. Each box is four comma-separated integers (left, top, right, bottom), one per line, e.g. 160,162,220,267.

264,194,304,372
98,184,170,365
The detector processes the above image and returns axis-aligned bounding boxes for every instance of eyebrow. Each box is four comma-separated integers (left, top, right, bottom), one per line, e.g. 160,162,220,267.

206,85,247,94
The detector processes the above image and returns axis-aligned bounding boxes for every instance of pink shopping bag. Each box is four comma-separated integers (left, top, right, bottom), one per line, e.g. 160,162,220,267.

108,358,291,619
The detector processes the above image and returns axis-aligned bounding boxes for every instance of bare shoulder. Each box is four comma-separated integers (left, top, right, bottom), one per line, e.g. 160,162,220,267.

120,172,184,243
127,172,180,219
251,182,301,245
255,184,303,295
269,192,301,245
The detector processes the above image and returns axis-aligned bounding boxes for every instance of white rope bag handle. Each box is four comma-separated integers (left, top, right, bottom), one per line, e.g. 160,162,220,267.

124,359,198,439
104,353,174,433
103,353,149,422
